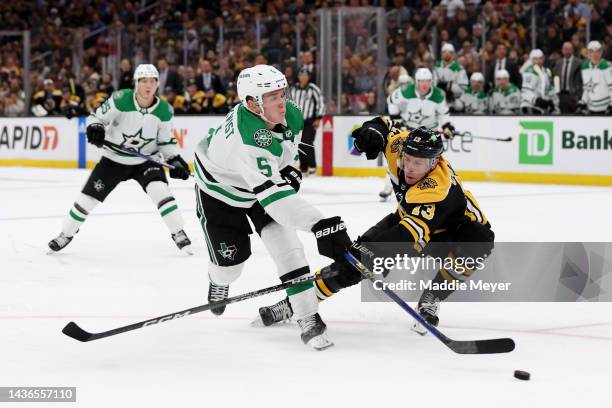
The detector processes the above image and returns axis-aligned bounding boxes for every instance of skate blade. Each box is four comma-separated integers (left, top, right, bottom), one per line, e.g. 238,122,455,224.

46,249,57,255
249,316,265,328
307,333,334,351
180,245,194,255
411,321,428,336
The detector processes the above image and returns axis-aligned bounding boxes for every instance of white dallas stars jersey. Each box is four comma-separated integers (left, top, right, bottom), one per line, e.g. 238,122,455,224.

489,83,521,114
580,59,612,113
194,101,323,231
433,60,469,99
520,64,559,112
387,83,451,129
454,87,488,114
86,89,178,165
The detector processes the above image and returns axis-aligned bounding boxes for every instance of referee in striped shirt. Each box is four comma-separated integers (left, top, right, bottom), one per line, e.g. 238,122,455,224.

290,68,325,175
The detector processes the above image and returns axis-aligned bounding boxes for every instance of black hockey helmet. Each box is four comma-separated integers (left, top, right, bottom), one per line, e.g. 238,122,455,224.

401,126,444,159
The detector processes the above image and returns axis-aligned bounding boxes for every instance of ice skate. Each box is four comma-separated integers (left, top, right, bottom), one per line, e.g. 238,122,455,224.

297,313,334,350
411,291,440,336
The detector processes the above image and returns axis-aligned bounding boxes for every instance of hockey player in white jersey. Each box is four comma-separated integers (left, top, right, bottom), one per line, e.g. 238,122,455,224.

489,69,521,114
48,64,193,254
433,43,469,105
520,49,559,114
453,72,488,114
578,40,612,114
193,64,351,350
381,67,455,201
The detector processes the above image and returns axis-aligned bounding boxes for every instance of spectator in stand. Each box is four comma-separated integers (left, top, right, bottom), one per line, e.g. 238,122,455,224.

486,44,521,92
31,79,62,116
1,92,25,116
300,50,315,82
384,65,412,97
554,42,583,113
196,58,225,95
158,57,181,95
118,59,133,89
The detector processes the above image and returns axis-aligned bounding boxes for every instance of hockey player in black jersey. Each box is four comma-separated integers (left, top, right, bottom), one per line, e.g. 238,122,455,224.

253,118,494,335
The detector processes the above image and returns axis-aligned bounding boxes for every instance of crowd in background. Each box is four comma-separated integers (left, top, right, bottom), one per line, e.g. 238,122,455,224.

1,0,611,116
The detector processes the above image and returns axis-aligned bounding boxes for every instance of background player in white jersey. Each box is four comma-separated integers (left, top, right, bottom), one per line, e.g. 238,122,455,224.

381,67,455,201
48,64,193,254
520,49,559,114
433,43,469,105
193,64,351,350
453,72,488,114
489,69,520,114
578,40,612,114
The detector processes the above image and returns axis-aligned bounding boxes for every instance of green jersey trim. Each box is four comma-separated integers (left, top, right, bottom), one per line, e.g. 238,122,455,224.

259,189,296,207
194,164,256,203
113,89,136,112
237,105,283,157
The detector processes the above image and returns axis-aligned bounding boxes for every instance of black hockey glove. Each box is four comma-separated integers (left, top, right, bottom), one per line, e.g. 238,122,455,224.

167,155,191,180
352,117,388,159
441,122,456,139
534,97,551,113
312,216,351,262
279,165,302,192
576,101,588,114
86,123,106,148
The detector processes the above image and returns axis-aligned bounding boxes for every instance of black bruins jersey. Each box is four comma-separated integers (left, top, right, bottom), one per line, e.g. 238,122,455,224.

381,119,489,251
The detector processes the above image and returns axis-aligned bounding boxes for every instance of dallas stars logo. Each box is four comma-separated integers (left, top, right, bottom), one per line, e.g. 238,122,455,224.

583,78,598,96
217,242,237,260
121,128,154,152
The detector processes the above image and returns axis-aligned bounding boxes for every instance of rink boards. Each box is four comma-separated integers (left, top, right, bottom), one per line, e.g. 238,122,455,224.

1,114,611,185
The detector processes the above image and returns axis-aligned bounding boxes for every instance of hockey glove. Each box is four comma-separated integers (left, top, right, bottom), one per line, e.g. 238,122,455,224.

352,117,388,159
86,123,106,148
168,155,191,180
441,122,456,139
312,216,351,262
279,165,302,192
534,97,551,113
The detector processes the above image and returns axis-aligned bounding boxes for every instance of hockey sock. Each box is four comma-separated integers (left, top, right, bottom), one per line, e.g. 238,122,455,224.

282,266,317,320
145,181,184,234
260,222,318,319
61,193,100,236
208,262,244,286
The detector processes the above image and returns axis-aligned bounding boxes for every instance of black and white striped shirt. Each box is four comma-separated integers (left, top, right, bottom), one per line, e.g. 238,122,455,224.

289,83,325,120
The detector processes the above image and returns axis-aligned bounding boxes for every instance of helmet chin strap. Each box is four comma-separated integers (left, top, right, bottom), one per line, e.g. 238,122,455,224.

248,102,281,125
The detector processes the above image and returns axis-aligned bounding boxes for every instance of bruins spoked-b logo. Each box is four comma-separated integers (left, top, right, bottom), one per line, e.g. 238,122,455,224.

417,177,437,190
254,129,273,147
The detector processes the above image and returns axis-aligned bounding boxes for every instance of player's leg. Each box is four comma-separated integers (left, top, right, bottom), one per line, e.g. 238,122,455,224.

412,221,495,335
379,175,394,201
135,161,192,254
195,187,252,315
48,157,123,252
251,204,333,349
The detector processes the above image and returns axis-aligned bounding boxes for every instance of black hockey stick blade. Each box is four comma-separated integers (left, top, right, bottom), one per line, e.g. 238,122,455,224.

62,267,338,342
344,249,515,355
62,321,94,342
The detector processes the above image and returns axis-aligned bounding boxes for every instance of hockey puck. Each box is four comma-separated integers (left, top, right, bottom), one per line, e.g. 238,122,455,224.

514,370,530,381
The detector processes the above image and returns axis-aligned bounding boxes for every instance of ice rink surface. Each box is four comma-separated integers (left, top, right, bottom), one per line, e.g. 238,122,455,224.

2,167,612,407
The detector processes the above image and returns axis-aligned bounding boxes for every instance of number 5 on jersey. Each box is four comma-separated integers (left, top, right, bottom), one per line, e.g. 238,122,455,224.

257,157,272,177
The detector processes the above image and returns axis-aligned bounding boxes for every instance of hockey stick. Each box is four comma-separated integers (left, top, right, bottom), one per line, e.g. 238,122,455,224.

454,131,512,142
103,141,177,169
344,250,515,354
62,268,338,342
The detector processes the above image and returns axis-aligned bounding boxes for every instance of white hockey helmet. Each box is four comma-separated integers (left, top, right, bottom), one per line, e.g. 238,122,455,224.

529,49,544,61
470,72,485,82
134,64,159,81
237,64,288,106
587,40,602,51
495,69,510,80
441,43,456,54
414,68,433,82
